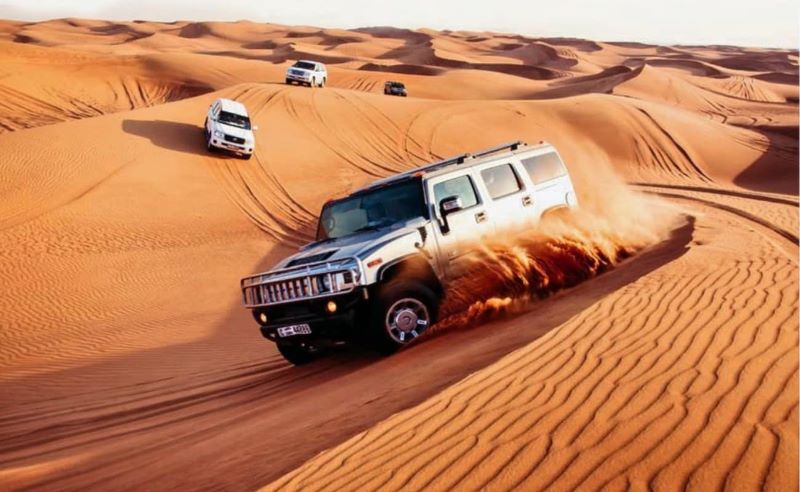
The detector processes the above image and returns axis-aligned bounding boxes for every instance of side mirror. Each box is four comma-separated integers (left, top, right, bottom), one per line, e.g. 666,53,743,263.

438,196,462,235
440,196,463,216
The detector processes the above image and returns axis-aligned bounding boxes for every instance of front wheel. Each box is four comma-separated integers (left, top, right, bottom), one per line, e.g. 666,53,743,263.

369,280,439,354
277,343,319,365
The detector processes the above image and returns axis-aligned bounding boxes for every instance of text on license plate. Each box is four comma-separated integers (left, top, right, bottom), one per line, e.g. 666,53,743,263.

277,324,312,337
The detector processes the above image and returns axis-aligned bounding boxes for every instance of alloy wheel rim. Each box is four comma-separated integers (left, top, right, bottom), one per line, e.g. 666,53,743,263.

385,298,430,344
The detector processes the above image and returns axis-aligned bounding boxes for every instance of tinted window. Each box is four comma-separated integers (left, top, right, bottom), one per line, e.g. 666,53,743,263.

521,152,567,185
480,164,522,199
293,61,316,70
433,175,479,210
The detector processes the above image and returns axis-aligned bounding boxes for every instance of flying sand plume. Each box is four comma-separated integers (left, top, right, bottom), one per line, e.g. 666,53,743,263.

433,179,679,334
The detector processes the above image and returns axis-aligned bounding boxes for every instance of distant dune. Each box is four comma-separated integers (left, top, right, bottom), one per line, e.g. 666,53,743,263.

0,19,796,492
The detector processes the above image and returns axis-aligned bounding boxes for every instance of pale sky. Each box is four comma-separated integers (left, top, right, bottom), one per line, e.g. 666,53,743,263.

0,0,797,48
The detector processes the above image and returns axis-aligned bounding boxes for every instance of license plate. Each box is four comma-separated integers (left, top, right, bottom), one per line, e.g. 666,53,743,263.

277,324,312,337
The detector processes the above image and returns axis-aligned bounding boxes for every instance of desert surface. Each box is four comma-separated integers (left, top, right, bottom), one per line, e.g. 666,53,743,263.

0,18,797,491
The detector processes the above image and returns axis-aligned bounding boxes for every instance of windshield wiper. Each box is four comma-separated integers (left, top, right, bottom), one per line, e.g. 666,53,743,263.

352,224,385,234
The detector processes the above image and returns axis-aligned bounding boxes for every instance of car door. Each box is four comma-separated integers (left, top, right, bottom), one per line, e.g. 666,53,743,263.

476,160,533,234
427,172,495,280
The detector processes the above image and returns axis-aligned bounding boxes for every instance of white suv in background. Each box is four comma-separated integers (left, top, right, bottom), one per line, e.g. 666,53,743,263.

204,98,256,160
285,60,327,87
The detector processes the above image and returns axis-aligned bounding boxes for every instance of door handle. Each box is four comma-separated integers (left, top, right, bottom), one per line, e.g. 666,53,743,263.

475,211,488,223
522,195,533,206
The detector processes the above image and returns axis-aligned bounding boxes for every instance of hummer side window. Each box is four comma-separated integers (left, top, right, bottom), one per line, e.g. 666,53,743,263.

521,152,567,185
433,175,479,210
480,163,522,199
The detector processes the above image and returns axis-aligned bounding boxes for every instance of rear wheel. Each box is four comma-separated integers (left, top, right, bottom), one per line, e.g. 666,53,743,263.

285,78,292,85
241,153,253,160
369,280,439,354
277,343,319,365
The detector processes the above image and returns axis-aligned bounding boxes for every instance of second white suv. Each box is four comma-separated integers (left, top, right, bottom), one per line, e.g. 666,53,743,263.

204,98,256,160
286,60,327,87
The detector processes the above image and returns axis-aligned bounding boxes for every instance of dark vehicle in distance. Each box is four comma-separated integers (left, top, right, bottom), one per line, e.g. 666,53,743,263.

384,81,407,97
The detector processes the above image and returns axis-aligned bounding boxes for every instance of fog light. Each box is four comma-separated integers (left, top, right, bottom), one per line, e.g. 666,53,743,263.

259,312,268,324
326,301,337,314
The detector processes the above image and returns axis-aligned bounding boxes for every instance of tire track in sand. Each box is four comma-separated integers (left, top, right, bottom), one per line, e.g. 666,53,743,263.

204,85,317,245
634,184,798,257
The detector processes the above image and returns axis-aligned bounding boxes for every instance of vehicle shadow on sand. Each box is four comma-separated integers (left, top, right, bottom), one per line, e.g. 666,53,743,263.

122,119,227,158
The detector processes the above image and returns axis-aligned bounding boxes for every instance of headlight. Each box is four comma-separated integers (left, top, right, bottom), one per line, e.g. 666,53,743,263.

214,130,225,138
332,269,359,290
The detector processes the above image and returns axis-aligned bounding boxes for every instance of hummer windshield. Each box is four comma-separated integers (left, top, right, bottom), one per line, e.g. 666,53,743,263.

317,179,427,241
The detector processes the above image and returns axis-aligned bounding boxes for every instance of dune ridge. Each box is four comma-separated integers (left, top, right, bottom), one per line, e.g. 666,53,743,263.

0,18,796,491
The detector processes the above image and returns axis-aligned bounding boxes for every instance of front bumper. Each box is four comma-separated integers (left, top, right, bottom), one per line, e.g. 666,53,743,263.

210,137,253,154
286,72,311,82
252,288,369,345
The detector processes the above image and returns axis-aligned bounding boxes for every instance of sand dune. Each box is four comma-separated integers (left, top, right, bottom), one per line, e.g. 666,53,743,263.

0,18,796,491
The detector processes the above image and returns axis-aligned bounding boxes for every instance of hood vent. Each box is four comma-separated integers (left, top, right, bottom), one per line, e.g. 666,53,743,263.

287,250,337,267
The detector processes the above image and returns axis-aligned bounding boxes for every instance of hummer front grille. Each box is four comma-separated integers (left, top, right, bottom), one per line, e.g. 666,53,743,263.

242,269,356,308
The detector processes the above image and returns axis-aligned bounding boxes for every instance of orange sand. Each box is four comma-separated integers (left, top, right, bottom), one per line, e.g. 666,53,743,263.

0,19,796,491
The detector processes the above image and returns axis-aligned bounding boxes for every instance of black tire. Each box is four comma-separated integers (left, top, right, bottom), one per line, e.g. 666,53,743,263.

241,153,253,160
277,343,318,365
206,138,215,153
285,78,292,85
321,77,326,88
369,279,439,355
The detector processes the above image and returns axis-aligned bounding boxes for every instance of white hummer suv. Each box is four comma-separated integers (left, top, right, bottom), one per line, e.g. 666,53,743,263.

241,141,578,364
204,98,256,160
285,60,327,87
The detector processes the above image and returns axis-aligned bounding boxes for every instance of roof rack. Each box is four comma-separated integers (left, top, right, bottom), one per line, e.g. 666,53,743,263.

472,140,525,159
416,141,526,174
355,141,530,193
416,153,470,174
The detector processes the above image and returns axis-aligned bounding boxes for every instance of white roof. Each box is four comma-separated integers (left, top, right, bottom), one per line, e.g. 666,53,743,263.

216,98,248,116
